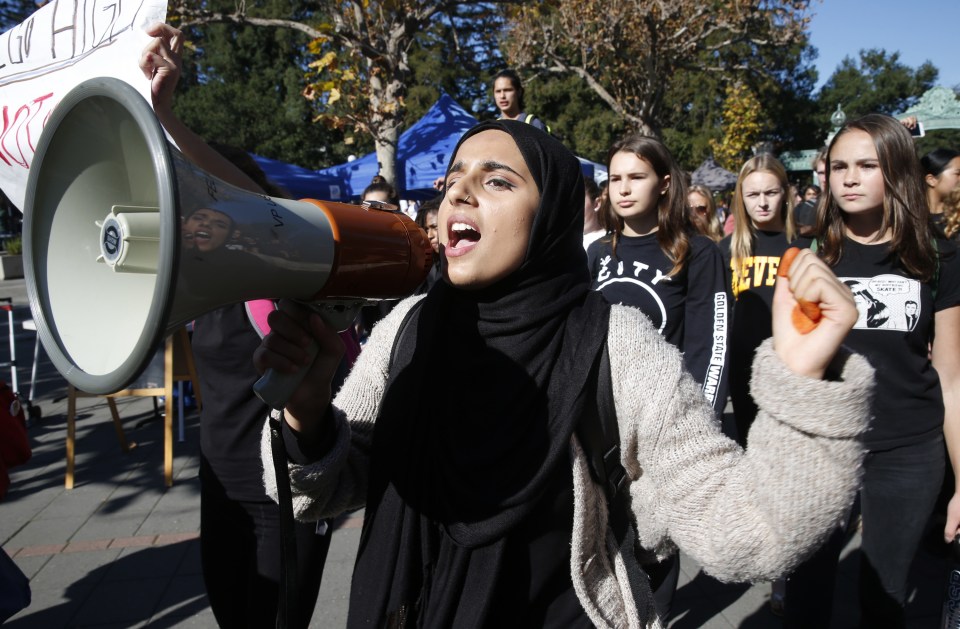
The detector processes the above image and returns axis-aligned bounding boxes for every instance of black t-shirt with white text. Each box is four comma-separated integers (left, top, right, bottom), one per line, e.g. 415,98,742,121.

587,233,729,413
830,238,960,450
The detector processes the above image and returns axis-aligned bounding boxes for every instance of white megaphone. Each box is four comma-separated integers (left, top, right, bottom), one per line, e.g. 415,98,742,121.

24,77,433,406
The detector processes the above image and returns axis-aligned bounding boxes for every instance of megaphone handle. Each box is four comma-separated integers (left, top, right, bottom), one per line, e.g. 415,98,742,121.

253,301,363,410
253,340,321,410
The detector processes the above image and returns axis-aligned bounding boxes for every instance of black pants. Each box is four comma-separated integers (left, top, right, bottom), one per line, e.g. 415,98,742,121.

647,554,680,620
784,435,944,628
200,458,332,629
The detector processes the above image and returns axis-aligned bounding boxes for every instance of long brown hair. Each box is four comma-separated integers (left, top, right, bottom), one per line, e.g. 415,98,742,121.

599,135,691,276
818,113,936,281
729,154,796,278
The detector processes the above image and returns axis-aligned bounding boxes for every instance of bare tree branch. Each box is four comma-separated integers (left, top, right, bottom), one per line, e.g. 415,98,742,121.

503,0,811,136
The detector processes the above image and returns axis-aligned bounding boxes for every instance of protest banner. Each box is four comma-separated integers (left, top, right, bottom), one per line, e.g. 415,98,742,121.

0,0,167,212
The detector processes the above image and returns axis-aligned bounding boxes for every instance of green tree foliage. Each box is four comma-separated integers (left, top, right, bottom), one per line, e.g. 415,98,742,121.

738,35,821,152
521,74,625,163
658,69,726,171
173,0,357,169
710,82,766,172
916,130,960,159
659,30,819,171
815,49,938,139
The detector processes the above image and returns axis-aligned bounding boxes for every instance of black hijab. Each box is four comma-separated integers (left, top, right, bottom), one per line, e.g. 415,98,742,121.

348,120,611,627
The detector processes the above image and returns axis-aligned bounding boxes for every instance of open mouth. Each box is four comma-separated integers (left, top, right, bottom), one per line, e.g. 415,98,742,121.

448,220,481,250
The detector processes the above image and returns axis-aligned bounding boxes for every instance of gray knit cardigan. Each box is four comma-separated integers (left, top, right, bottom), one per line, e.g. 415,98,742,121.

262,295,874,629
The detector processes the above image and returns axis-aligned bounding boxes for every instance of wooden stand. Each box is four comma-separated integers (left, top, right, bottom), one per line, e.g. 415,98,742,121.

65,328,202,489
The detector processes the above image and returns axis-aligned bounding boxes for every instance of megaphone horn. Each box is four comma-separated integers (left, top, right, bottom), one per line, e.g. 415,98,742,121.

24,77,433,399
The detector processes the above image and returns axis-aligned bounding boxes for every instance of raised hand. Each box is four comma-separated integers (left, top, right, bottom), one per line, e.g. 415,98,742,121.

139,22,183,114
772,248,857,379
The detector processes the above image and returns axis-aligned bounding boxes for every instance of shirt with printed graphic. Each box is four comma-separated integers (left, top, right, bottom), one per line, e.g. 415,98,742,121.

830,237,960,450
587,232,729,413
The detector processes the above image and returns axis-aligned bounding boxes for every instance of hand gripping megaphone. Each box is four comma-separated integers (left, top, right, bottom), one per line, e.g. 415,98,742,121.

23,78,433,406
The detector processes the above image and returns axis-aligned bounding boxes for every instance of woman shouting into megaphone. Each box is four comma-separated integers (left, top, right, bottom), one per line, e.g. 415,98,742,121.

253,114,874,627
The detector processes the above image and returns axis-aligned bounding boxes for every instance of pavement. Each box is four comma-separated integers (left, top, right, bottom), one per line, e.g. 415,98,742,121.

0,276,950,628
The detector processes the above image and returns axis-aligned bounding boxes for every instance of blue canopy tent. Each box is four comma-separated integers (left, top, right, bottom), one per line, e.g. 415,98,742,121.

578,157,607,184
315,92,606,200
316,92,479,201
250,154,347,201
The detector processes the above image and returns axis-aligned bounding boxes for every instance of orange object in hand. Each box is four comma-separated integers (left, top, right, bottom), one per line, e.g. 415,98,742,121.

778,247,823,334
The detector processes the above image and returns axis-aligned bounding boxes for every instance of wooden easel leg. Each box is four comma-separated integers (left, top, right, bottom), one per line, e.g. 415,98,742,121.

66,386,77,489
164,335,174,488
64,329,196,489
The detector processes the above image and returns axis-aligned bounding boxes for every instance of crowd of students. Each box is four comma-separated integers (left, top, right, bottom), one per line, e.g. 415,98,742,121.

140,20,960,629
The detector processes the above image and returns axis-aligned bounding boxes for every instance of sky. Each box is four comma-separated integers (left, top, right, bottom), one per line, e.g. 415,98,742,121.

807,0,960,93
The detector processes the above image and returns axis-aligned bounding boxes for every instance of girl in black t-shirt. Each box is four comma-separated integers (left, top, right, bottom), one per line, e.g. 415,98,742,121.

784,114,960,628
587,135,729,416
587,135,729,619
719,155,799,448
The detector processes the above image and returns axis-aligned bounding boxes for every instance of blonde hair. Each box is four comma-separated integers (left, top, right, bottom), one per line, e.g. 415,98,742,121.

942,188,960,240
688,185,723,242
729,154,796,279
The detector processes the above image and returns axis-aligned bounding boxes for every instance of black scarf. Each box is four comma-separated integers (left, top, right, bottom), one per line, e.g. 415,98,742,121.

348,121,611,628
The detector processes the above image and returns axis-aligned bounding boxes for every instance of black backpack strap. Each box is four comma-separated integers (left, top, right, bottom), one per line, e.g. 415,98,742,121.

577,343,631,545
270,413,299,629
390,299,425,370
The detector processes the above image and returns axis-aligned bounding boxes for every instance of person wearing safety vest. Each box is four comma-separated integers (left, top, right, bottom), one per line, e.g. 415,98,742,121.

492,69,551,133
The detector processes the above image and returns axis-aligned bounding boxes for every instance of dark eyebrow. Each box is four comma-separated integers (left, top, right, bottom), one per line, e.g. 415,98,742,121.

446,159,527,181
481,160,526,180
831,158,878,166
